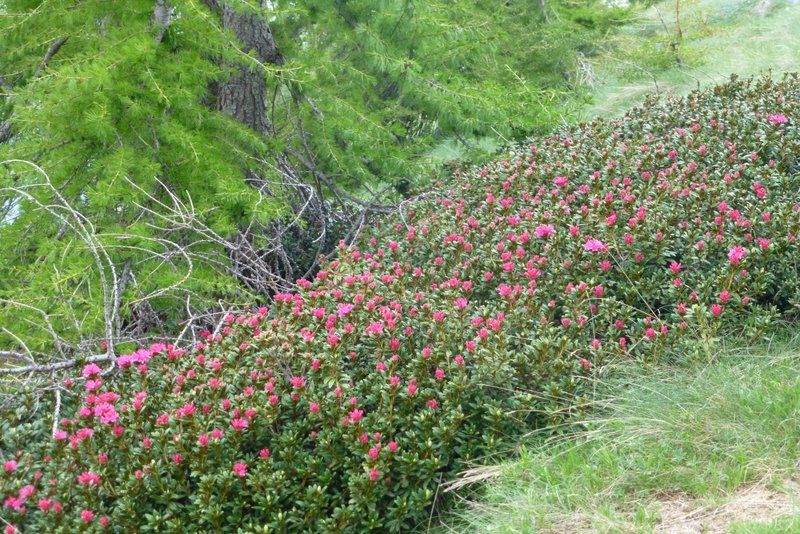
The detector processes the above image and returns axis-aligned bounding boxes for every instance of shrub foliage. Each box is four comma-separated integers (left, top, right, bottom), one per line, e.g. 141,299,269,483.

2,75,800,532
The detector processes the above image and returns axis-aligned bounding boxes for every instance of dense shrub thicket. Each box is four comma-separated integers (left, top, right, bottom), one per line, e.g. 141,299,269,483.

2,75,800,532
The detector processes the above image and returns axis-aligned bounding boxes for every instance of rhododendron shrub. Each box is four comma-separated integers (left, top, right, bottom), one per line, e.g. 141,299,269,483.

3,75,800,532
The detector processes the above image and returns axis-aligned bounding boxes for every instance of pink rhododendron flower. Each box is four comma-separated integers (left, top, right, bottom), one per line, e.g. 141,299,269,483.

348,409,363,423
18,485,35,499
583,238,608,253
767,114,788,124
82,363,102,377
534,224,555,238
365,321,384,335
94,403,119,424
728,246,747,265
117,348,153,368
290,376,305,389
4,496,24,512
75,428,94,440
233,462,247,477
77,472,100,486
230,418,248,431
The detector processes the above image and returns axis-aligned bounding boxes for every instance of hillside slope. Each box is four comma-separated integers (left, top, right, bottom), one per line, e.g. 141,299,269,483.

582,0,800,119
3,75,800,533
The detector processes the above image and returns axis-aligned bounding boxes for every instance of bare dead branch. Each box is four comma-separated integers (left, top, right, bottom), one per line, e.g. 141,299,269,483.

0,353,112,375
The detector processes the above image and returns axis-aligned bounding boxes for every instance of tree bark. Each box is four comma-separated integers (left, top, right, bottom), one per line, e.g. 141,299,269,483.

204,0,283,135
0,119,12,144
32,37,68,78
152,0,172,43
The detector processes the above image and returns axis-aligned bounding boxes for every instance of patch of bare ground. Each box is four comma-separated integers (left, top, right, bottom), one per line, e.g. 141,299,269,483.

653,483,798,534
536,482,799,533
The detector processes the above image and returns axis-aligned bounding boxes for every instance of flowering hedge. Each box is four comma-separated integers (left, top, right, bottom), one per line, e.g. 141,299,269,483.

3,74,800,532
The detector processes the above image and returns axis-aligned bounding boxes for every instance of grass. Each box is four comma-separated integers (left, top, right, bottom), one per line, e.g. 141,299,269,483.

436,335,800,532
581,0,800,119
732,514,800,533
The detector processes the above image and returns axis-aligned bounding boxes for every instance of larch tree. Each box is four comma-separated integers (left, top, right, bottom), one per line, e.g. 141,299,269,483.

0,0,626,383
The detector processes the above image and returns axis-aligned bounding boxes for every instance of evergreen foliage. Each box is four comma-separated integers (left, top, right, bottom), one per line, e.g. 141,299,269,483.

0,0,626,360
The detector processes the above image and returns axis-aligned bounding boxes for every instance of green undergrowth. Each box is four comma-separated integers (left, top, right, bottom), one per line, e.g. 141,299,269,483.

582,0,800,119
438,332,800,532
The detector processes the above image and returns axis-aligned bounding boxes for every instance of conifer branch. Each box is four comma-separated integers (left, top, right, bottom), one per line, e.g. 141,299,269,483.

32,37,68,78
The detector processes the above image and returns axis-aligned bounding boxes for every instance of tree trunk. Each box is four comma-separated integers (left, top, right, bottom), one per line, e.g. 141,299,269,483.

204,0,283,135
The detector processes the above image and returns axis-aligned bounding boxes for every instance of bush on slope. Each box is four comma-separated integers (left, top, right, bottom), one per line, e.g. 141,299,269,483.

2,74,800,532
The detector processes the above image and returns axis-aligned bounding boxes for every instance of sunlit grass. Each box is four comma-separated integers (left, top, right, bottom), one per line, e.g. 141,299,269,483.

582,0,800,119
437,334,800,532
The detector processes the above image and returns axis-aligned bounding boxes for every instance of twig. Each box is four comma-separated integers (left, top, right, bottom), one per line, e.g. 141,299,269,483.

32,37,68,78
51,388,62,437
0,353,113,375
